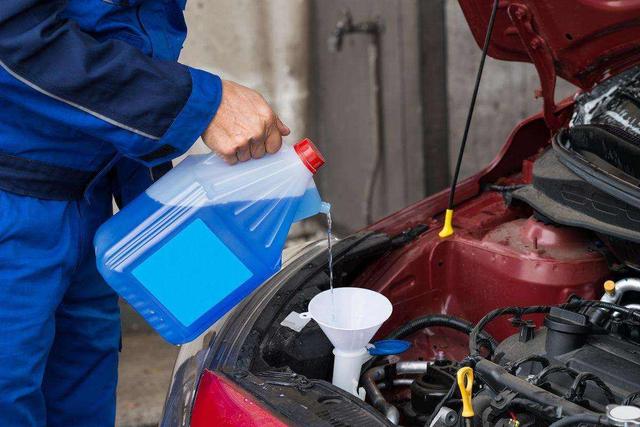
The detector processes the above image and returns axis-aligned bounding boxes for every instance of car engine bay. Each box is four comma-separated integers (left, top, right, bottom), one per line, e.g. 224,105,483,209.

242,211,640,426
216,66,640,427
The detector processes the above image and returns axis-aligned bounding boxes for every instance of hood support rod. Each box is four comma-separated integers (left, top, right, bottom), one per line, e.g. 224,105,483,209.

440,0,500,238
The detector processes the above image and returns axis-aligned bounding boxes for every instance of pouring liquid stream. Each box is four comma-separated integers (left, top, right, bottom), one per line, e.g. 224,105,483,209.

321,202,336,323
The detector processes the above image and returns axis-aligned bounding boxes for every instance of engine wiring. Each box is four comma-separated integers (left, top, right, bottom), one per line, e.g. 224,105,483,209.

566,372,616,404
623,391,640,406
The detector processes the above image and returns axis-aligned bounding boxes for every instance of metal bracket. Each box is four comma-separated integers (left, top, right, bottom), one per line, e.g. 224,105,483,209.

508,4,569,131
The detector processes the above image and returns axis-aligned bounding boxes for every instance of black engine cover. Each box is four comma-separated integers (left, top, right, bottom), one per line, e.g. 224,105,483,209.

493,308,640,410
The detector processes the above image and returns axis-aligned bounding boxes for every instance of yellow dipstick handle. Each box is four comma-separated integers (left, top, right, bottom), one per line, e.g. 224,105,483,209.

439,209,455,238
457,367,475,418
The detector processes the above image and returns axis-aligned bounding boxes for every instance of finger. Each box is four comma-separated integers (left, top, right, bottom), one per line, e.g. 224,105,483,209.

252,117,270,147
223,155,238,165
250,139,267,159
276,117,291,136
221,151,238,165
264,128,283,154
214,138,240,164
236,146,251,162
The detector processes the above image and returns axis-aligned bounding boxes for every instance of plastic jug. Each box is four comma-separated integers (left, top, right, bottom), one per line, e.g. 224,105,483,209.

95,139,325,344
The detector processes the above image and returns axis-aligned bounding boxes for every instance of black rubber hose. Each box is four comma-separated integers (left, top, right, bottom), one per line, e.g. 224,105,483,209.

578,300,640,320
548,414,608,427
385,314,498,350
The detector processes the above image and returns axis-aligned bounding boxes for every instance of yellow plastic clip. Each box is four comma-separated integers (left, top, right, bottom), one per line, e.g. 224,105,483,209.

439,209,455,238
457,367,475,418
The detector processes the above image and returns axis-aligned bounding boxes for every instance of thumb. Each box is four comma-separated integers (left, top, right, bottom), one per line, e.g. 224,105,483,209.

276,117,291,136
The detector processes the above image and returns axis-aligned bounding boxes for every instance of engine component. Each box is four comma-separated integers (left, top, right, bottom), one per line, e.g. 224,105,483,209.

410,367,455,416
548,413,609,427
429,407,459,427
361,360,429,424
512,148,640,245
474,359,594,418
403,364,458,426
601,278,640,306
367,299,640,425
543,307,592,356
515,67,640,272
492,306,640,412
554,125,640,209
457,367,475,427
607,405,640,426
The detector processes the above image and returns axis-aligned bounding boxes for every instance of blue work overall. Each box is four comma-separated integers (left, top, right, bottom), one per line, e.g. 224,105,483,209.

0,1,222,425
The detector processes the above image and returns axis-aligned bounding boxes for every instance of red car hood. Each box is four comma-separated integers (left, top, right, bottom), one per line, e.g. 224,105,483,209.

458,0,640,129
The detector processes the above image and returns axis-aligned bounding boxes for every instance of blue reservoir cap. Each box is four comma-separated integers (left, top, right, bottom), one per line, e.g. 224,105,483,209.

368,339,411,356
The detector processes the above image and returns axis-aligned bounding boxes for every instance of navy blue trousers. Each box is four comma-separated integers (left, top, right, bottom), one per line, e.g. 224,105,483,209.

0,187,119,426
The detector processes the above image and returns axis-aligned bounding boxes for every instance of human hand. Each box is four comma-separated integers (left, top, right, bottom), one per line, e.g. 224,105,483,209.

202,80,290,164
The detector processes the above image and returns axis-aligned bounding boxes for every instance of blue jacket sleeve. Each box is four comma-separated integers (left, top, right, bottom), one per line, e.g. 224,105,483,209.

0,0,221,166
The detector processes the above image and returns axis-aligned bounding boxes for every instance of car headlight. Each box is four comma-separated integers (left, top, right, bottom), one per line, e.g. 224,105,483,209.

160,239,327,427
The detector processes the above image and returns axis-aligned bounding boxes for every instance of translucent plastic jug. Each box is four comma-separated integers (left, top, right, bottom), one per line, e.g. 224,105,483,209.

95,139,325,344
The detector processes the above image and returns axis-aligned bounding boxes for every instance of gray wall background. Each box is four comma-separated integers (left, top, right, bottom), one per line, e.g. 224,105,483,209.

179,0,576,232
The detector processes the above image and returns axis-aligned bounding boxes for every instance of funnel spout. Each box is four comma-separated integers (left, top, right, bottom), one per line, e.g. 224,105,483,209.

332,348,371,398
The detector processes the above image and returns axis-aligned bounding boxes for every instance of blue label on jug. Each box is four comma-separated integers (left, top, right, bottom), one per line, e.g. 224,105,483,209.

132,218,252,327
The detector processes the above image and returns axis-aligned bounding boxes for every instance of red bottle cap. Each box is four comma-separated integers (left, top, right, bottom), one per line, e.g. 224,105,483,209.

294,138,325,174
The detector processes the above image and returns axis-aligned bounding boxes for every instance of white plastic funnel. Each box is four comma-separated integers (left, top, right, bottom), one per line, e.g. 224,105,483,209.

300,288,393,397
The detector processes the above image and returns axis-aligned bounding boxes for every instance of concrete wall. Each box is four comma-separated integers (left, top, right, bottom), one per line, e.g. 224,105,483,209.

179,0,311,155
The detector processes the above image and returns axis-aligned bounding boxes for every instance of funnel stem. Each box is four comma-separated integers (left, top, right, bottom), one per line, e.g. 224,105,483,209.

332,348,370,398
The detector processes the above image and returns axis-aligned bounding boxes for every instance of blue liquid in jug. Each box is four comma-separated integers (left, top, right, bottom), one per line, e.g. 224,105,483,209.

95,187,322,344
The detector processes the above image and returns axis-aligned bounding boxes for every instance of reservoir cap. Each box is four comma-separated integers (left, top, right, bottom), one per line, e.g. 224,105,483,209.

294,138,325,174
368,339,411,356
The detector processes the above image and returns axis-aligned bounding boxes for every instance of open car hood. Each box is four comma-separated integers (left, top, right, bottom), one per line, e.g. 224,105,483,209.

458,0,640,130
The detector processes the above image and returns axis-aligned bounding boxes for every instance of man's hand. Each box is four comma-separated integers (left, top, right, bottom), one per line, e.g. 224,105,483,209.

202,80,290,164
